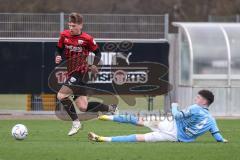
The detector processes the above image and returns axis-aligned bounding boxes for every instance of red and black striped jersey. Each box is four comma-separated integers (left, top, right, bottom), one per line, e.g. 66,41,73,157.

57,30,98,76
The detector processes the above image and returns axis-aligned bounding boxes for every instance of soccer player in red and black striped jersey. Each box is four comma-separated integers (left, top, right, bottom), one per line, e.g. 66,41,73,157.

55,13,118,136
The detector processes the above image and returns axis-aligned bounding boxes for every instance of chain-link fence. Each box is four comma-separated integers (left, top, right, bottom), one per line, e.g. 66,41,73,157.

0,13,168,39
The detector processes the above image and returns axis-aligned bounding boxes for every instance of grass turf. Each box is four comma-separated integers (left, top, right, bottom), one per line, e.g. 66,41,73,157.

0,119,239,160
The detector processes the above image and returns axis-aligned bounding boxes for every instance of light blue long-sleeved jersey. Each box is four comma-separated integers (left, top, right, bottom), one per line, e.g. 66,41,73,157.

172,104,224,142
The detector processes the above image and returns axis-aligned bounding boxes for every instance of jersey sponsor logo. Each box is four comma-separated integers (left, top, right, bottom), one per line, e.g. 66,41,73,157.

65,45,83,52
78,40,84,45
64,38,69,43
184,127,197,136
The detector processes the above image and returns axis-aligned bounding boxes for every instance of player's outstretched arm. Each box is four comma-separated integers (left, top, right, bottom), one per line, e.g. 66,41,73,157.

210,120,228,143
211,132,228,143
171,103,191,120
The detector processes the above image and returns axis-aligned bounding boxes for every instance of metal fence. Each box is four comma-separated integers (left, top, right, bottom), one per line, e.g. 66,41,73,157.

0,13,168,39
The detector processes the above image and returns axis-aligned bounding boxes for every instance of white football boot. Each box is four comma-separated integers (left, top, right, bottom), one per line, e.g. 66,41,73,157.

68,120,81,136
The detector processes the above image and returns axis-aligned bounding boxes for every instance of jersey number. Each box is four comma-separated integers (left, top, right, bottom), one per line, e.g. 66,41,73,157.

196,118,208,129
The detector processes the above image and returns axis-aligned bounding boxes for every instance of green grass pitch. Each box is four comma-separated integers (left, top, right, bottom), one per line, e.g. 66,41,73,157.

0,119,240,160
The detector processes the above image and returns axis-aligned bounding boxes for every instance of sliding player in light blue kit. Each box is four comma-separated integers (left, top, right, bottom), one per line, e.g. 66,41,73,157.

88,90,228,143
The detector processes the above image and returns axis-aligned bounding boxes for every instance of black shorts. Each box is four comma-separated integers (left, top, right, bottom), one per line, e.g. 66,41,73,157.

64,72,89,96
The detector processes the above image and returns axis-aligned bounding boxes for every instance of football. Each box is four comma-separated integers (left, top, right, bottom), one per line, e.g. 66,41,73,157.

11,124,28,140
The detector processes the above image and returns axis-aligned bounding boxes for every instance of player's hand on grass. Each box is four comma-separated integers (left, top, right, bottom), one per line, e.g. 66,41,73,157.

223,139,228,143
89,65,99,80
55,55,62,64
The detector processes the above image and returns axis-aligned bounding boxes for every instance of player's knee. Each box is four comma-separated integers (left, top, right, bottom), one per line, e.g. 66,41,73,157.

75,100,88,112
57,92,69,100
137,119,145,126
135,134,146,142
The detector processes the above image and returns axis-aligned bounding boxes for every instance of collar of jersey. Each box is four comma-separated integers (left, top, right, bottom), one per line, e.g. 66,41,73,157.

71,31,82,37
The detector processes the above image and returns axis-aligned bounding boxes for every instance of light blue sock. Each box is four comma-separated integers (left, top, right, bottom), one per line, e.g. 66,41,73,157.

113,115,138,125
111,134,137,142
